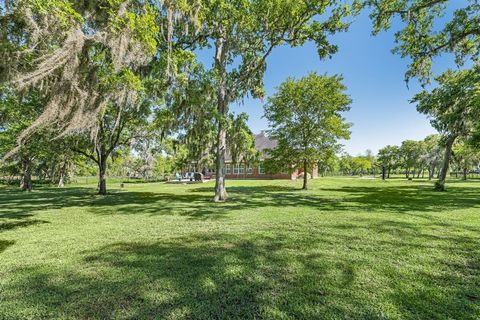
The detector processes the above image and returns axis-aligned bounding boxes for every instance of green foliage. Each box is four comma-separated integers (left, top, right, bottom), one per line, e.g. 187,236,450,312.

264,73,351,177
367,0,480,81
227,113,258,166
413,66,480,138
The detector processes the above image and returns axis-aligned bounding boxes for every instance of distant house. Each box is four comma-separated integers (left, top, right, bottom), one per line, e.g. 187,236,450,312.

225,131,318,180
182,131,318,180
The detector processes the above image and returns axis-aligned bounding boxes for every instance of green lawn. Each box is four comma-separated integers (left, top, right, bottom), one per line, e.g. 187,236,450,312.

1,178,479,319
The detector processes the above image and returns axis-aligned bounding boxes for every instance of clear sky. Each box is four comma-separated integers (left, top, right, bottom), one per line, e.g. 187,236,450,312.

196,9,461,156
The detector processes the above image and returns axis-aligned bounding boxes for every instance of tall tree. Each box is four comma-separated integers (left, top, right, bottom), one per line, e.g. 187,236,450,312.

377,145,399,179
159,64,218,173
226,112,259,177
196,0,358,201
72,102,150,195
413,66,480,190
264,73,351,190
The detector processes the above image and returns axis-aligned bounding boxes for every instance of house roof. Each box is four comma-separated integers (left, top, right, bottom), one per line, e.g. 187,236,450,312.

225,131,277,162
254,131,277,152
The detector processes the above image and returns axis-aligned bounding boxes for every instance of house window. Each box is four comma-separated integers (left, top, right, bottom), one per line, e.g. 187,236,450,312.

246,165,253,174
226,164,231,174
239,164,245,174
233,164,239,174
259,163,265,174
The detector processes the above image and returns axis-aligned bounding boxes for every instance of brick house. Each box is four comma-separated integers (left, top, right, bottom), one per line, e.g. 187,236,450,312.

224,131,318,180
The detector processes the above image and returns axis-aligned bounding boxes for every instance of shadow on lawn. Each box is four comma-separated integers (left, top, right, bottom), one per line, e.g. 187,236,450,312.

3,232,479,319
0,239,15,253
1,183,479,222
88,183,480,218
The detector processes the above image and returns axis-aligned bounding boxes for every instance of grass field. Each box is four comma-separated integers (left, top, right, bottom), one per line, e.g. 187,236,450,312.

1,177,479,319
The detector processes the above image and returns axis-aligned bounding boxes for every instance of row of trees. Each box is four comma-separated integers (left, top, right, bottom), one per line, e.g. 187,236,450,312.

1,0,479,197
334,134,480,188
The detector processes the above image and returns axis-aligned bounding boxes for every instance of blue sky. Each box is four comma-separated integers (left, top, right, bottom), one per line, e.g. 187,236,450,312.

196,9,460,156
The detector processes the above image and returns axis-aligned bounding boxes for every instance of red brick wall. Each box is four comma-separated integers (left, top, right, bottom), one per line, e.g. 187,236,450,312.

225,166,295,180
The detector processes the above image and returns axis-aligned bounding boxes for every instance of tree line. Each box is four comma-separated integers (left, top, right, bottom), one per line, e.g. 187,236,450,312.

332,135,480,187
0,0,479,198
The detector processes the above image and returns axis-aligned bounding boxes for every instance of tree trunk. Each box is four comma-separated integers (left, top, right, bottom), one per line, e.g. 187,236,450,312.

437,134,457,190
387,167,391,179
98,157,107,195
213,32,228,202
58,172,65,188
302,160,308,190
214,126,228,202
57,159,68,188
463,166,468,181
20,157,32,192
381,166,386,180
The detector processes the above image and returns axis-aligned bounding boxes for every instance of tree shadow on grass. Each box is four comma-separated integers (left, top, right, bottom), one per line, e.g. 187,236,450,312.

1,182,479,222
0,219,49,232
0,187,97,219
0,239,15,253
2,232,479,319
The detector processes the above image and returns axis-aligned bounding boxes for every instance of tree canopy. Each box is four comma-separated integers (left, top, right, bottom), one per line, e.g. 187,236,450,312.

367,0,480,81
264,73,351,190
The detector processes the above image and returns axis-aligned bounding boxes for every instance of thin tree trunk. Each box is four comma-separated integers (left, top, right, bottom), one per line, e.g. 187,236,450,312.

58,171,65,188
58,158,68,188
387,167,391,179
463,166,468,181
98,157,107,195
20,157,32,192
302,160,308,190
382,166,386,180
213,32,228,202
437,134,457,190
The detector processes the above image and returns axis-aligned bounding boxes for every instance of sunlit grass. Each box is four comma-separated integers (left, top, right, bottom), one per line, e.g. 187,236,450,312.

1,177,479,319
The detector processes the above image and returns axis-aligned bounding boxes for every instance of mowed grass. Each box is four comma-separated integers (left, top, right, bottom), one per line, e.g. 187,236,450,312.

1,178,480,319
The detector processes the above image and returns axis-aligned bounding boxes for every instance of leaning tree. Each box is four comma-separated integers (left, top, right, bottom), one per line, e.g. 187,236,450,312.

413,66,480,190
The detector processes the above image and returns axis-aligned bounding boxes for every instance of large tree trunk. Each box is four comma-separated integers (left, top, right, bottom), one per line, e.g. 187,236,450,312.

302,160,308,190
20,157,32,192
213,32,228,202
214,126,228,201
98,157,107,195
437,134,457,190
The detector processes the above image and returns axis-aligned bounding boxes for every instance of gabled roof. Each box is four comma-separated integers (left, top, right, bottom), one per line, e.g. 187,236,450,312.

225,131,277,162
254,131,277,152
